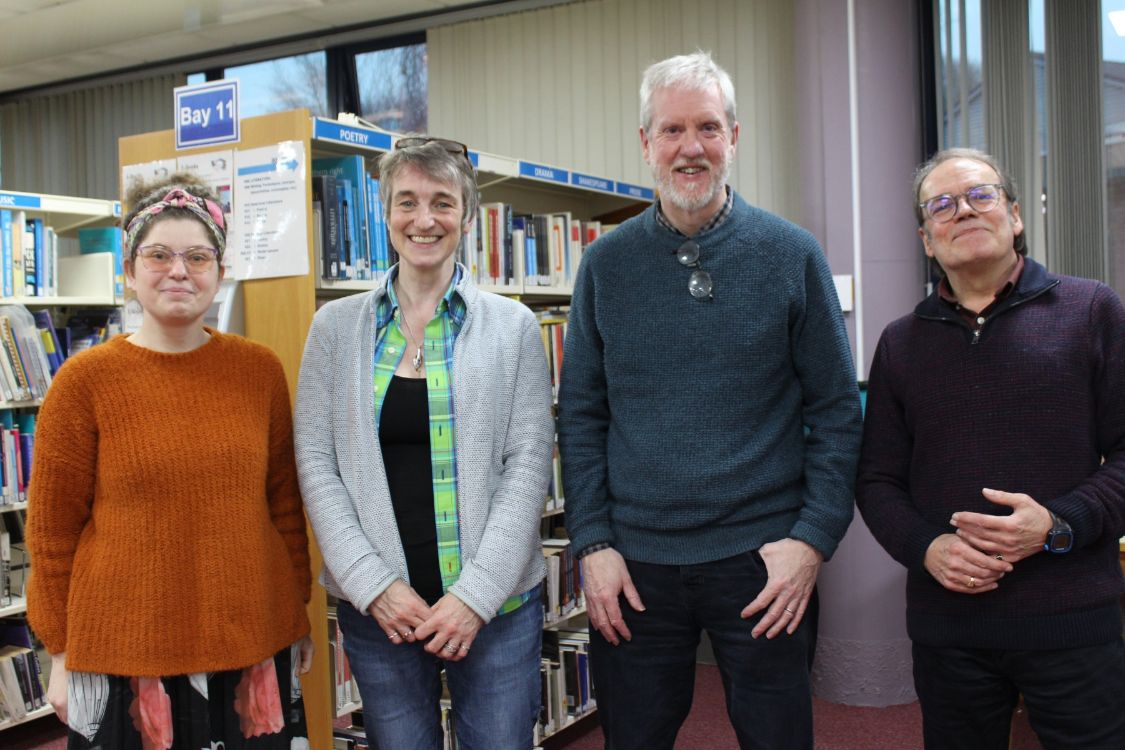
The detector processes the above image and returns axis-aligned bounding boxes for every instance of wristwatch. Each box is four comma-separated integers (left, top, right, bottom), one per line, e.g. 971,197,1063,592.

1043,511,1074,554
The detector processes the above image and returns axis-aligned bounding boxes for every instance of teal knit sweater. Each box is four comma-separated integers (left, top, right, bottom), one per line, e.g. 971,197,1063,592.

558,194,861,564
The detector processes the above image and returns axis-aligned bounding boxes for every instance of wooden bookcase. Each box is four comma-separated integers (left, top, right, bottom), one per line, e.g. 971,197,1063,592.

119,108,648,749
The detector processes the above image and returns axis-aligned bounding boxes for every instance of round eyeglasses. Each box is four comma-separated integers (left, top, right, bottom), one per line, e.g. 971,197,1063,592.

135,244,219,273
675,240,713,301
918,183,1005,223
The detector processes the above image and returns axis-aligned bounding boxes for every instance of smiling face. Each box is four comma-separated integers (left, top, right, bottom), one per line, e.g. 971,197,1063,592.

387,164,469,278
918,157,1023,276
125,217,223,332
640,83,738,227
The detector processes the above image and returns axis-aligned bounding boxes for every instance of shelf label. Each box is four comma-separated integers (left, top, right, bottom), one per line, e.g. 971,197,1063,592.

571,172,613,193
519,161,569,185
313,119,393,151
174,79,240,150
0,192,41,209
615,181,654,200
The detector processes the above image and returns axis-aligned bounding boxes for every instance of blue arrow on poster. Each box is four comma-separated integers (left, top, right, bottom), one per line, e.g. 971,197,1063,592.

174,80,240,150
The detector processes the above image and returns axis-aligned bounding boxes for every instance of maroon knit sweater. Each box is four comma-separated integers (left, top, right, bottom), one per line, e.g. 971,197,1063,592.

857,257,1125,650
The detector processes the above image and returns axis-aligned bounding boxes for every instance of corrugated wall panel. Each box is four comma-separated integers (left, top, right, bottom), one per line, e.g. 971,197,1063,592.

0,74,181,200
429,0,799,218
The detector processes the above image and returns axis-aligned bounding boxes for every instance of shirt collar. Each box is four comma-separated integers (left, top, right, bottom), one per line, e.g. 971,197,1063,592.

654,185,734,237
376,264,465,330
937,254,1024,312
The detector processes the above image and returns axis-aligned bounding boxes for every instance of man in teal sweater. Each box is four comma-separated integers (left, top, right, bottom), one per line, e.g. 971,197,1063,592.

557,51,861,750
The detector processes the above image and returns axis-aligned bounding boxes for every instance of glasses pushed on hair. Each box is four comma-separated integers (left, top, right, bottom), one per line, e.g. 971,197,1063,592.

919,184,1005,223
394,136,472,164
676,240,713,301
135,244,219,273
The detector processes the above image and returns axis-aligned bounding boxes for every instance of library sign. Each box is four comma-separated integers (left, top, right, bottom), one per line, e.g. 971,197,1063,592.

174,80,240,150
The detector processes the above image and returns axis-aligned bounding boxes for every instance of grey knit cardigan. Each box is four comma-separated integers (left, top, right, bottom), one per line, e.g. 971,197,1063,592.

294,266,553,621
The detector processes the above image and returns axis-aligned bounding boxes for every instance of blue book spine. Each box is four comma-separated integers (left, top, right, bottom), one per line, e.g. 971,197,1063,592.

22,220,37,297
31,218,46,297
0,210,11,298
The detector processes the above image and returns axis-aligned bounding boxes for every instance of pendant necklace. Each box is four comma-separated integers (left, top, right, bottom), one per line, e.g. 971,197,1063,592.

397,309,425,372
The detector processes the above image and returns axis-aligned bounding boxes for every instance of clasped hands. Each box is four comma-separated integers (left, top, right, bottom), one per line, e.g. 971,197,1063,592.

369,580,483,662
924,488,1053,595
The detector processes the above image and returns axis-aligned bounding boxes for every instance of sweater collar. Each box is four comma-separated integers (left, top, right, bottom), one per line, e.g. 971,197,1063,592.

915,255,1057,320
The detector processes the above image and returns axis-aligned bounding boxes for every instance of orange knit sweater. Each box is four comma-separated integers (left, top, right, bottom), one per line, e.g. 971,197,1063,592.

26,332,311,677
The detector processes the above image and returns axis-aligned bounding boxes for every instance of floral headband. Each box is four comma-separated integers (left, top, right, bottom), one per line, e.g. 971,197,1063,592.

125,188,226,256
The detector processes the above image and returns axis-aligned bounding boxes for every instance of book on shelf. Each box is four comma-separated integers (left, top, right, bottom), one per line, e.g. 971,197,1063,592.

314,156,376,281
79,226,125,298
312,174,343,280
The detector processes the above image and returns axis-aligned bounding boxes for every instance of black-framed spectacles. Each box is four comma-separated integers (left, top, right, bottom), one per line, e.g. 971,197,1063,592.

394,136,472,164
919,183,1006,223
675,240,713,301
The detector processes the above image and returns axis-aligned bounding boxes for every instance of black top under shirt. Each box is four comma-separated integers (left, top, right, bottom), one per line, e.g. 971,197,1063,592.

379,375,444,605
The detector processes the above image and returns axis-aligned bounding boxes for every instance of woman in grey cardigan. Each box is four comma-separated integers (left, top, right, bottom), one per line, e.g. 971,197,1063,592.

294,138,554,750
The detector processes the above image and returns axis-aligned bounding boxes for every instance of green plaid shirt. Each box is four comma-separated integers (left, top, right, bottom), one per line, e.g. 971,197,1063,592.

373,265,531,617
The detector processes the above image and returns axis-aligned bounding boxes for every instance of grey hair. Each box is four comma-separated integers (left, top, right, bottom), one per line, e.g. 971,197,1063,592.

378,138,479,229
913,147,1026,255
639,50,737,134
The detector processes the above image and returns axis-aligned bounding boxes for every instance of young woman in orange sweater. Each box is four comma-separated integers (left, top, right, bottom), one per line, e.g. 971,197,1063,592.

26,176,313,749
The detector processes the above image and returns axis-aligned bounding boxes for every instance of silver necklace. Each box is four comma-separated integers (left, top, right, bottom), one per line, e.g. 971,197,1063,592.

397,309,424,371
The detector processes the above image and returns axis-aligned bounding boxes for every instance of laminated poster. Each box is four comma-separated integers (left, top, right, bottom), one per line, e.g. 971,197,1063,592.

176,150,235,272
231,141,309,280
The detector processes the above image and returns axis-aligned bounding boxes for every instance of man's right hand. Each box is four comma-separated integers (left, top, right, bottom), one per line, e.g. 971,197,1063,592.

581,548,645,645
924,533,1013,594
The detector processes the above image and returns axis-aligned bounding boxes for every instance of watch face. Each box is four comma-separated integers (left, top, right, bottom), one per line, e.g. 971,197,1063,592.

1048,531,1073,553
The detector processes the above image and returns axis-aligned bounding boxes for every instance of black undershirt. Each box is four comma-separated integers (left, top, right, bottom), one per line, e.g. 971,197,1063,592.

379,375,444,605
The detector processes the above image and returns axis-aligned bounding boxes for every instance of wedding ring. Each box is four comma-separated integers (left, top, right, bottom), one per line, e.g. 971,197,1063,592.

784,607,796,614
459,645,470,652
444,643,458,653
968,576,976,588
995,554,1004,561
389,631,400,640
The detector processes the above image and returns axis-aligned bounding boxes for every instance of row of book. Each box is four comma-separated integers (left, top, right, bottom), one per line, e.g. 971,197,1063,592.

542,538,583,625
0,619,46,726
313,155,394,281
0,511,27,608
328,613,360,717
0,210,58,300
460,207,609,290
537,627,595,742
0,412,33,507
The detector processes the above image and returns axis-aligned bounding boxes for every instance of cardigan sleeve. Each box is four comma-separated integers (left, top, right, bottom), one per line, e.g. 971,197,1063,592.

25,359,99,655
264,353,312,603
294,305,399,613
449,312,554,620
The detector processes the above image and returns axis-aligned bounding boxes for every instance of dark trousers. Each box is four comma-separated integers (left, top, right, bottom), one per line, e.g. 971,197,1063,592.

589,552,817,750
912,639,1125,750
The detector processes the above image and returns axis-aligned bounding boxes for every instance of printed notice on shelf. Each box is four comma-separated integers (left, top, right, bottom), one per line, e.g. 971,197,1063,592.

231,142,308,280
122,160,179,196
177,150,235,272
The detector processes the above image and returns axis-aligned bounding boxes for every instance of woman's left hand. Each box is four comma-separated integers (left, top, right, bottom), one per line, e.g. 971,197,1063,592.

413,594,484,662
296,635,315,674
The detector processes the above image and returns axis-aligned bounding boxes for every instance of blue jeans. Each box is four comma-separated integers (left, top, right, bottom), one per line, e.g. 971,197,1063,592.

912,639,1125,750
337,591,542,750
590,552,816,750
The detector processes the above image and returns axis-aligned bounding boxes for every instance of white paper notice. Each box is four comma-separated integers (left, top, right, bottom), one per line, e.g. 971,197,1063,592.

121,160,178,196
231,141,309,280
176,150,235,272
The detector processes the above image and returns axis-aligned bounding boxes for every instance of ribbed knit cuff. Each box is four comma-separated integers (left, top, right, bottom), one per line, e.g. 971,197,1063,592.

576,542,613,559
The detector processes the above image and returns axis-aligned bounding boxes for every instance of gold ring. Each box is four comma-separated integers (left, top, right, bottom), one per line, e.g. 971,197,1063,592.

968,576,976,588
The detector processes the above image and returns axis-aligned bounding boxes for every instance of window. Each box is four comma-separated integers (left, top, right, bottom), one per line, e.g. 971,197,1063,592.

220,52,329,118
355,43,427,132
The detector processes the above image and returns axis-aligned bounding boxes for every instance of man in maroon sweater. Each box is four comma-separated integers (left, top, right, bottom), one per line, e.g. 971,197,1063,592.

857,148,1125,750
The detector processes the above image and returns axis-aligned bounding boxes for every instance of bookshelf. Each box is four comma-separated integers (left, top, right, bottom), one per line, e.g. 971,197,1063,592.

119,108,645,750
0,190,122,732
